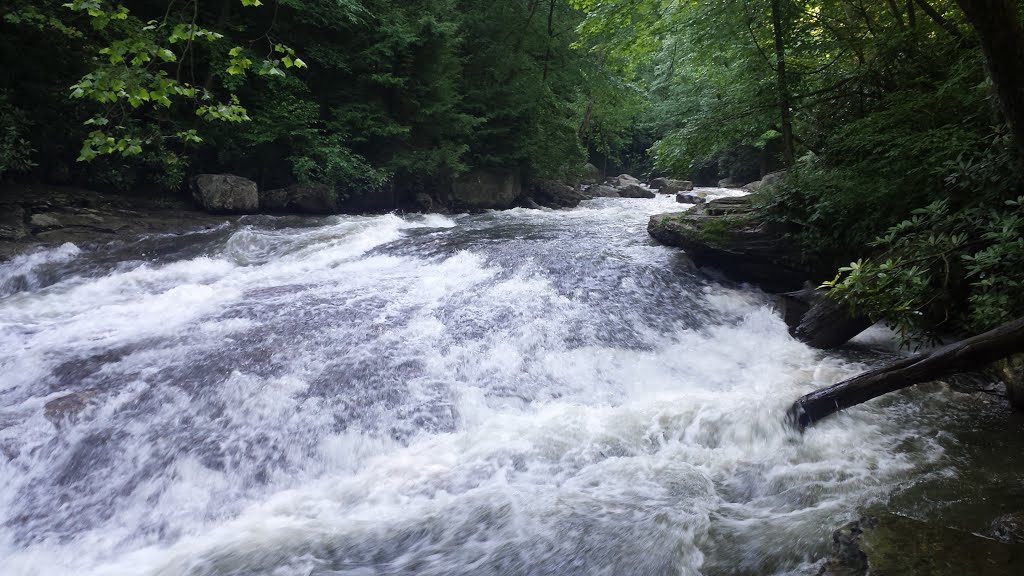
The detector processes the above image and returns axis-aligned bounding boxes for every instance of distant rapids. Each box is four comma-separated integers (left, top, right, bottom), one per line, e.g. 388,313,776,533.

0,192,971,575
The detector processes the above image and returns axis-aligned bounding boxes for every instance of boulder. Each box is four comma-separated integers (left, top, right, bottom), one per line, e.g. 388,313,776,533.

586,184,621,198
991,353,1024,410
44,389,99,425
860,513,1024,575
607,173,640,188
717,177,746,189
338,181,397,213
647,196,814,293
747,170,788,192
617,184,656,199
0,205,27,240
992,512,1024,544
532,182,587,209
760,170,787,188
414,193,434,213
581,163,602,184
192,174,258,214
676,192,707,205
651,178,695,194
29,213,62,230
260,183,338,214
451,169,521,210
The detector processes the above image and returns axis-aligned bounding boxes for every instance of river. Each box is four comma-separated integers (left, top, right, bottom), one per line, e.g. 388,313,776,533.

0,192,1019,575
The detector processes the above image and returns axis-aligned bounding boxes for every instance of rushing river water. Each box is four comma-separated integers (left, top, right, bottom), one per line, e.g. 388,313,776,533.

0,192,1018,575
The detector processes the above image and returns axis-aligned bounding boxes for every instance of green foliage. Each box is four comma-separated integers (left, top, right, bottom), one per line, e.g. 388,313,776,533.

0,94,36,178
823,131,1024,342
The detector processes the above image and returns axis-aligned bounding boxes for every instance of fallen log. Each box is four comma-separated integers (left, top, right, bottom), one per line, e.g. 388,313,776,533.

790,315,1024,430
780,285,873,349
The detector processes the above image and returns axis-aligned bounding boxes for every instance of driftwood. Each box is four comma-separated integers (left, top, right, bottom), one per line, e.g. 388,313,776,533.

790,315,1024,430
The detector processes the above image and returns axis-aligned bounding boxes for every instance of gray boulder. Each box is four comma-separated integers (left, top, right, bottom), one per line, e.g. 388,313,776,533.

607,173,640,188
676,192,707,205
581,163,602,184
532,182,587,209
192,174,258,214
451,169,521,210
651,178,694,194
717,177,746,189
617,184,656,199
744,170,787,193
260,183,338,214
586,184,620,198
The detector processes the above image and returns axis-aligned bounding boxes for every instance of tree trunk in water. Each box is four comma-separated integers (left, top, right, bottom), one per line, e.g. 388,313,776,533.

790,291,873,349
790,316,1024,430
771,0,796,167
956,0,1024,166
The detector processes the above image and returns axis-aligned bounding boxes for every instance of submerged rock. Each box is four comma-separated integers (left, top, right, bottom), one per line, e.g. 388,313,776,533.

44,389,99,425
820,514,1024,576
818,517,873,576
192,174,259,214
860,513,1024,575
992,512,1024,544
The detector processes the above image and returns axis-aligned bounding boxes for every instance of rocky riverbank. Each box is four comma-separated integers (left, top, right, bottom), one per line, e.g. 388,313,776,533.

0,184,231,261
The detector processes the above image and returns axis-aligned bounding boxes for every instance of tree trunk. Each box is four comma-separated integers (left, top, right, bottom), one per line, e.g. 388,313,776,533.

786,289,874,349
790,316,1024,430
771,0,796,167
915,0,968,45
956,0,1024,166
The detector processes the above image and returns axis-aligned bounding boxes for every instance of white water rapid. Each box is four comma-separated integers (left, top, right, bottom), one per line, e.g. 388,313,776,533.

0,193,970,575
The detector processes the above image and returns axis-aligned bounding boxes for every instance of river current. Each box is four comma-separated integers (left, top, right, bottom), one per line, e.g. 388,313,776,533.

0,192,1004,575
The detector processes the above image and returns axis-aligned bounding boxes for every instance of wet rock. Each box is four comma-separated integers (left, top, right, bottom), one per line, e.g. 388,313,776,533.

860,513,1024,575
990,353,1024,410
617,184,656,199
607,173,640,188
29,213,62,230
650,178,694,194
648,195,813,292
818,517,873,576
44,389,99,425
992,513,1024,544
451,169,521,210
676,192,707,204
717,177,746,189
414,193,434,213
586,184,620,198
581,163,602,184
192,174,259,214
0,205,27,240
260,183,338,214
532,182,587,209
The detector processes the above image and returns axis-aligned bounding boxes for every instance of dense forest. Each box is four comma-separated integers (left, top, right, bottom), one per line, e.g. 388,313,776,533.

2,0,1023,343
